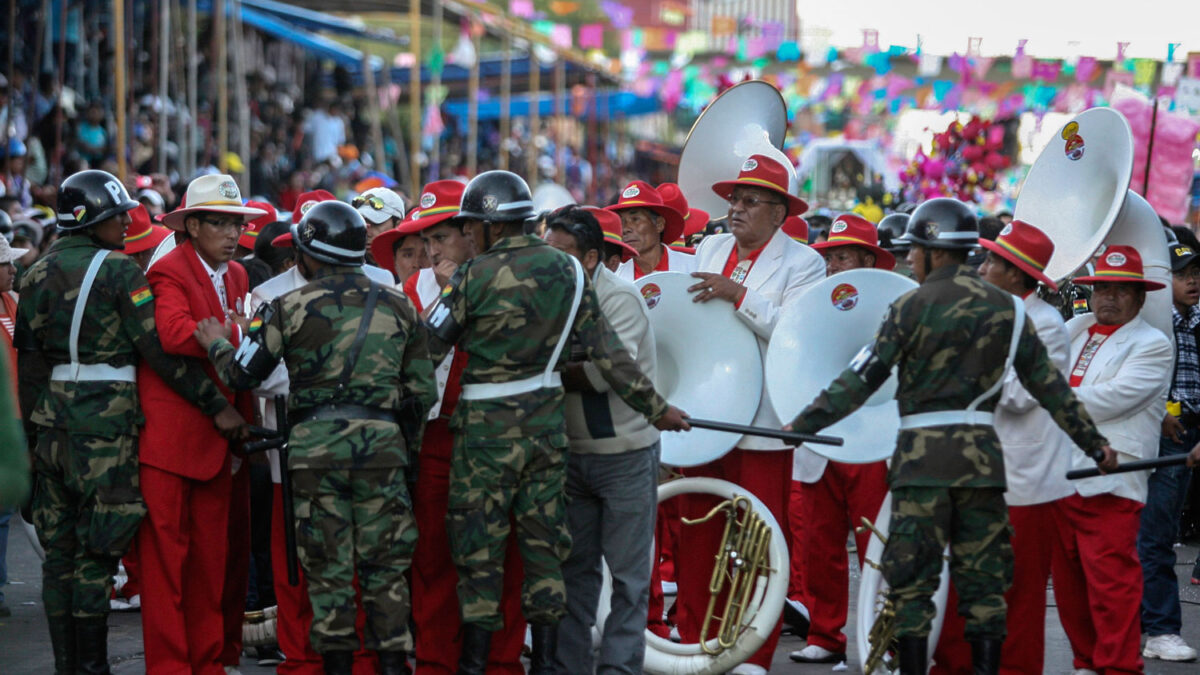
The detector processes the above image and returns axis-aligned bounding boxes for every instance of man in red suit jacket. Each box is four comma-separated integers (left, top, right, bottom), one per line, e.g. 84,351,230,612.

138,174,265,675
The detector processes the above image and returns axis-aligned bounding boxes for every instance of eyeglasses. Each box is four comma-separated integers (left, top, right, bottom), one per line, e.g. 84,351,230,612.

352,195,385,210
202,216,245,233
1173,267,1200,279
728,193,785,209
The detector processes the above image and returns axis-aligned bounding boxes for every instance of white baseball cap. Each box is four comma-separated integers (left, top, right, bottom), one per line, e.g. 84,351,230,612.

353,187,406,225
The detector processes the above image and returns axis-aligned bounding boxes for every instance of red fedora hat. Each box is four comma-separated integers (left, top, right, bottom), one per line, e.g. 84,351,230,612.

272,190,337,247
656,182,710,242
239,200,279,250
978,219,1059,291
123,205,173,255
811,214,896,270
395,180,467,235
782,216,809,245
711,154,808,217
584,206,639,260
605,181,686,246
1073,245,1166,290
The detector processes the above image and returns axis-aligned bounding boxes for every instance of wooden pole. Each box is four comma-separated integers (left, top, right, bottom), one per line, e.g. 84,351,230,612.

53,1,67,183
431,0,443,178
586,73,598,202
5,0,14,186
527,51,539,184
554,58,565,186
363,51,386,181
499,32,511,171
159,0,170,175
113,0,128,182
215,0,228,173
408,1,422,195
231,0,250,190
466,27,479,176
187,0,198,177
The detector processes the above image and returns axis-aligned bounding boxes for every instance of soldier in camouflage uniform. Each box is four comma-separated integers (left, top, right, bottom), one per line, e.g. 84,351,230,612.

194,201,436,675
14,170,245,675
785,198,1117,675
424,170,688,674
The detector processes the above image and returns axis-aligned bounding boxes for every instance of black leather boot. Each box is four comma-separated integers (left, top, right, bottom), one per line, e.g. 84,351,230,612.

896,634,928,675
377,650,411,675
456,623,492,675
970,638,1003,675
74,616,111,675
321,650,354,675
528,622,559,675
47,615,76,675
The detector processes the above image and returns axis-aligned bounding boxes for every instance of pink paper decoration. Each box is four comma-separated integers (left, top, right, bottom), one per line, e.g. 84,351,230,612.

509,0,534,19
579,24,604,49
1113,94,1200,222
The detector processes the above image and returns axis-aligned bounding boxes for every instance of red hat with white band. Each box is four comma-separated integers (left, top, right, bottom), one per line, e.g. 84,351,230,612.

656,182,710,242
123,204,173,255
395,180,467,235
239,200,279,250
978,219,1059,291
605,181,686,246
782,216,809,245
711,154,808,217
584,206,639,260
811,214,896,270
1072,245,1166,290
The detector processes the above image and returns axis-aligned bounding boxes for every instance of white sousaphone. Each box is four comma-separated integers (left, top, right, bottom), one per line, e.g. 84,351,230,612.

633,272,762,466
1014,106,1172,342
676,80,796,225
765,268,917,464
531,181,576,214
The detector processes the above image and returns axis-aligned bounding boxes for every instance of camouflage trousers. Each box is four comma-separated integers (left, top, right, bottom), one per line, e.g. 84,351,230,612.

881,486,1013,640
292,466,417,653
447,434,572,631
32,429,146,620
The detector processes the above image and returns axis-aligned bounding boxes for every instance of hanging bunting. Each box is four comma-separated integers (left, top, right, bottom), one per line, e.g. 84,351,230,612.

509,0,534,19
579,24,604,50
1076,57,1100,82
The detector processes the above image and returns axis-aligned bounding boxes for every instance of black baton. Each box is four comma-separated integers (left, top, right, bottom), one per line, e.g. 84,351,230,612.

684,417,844,447
1067,454,1190,480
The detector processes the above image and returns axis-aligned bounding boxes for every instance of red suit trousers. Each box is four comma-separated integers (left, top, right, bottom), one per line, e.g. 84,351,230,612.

787,480,806,603
411,419,526,674
1051,493,1144,675
138,463,232,675
676,448,793,670
221,462,251,666
999,501,1059,675
799,461,888,653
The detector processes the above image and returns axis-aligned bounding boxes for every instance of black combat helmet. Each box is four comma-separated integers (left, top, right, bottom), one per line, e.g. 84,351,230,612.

877,213,911,253
459,170,536,224
57,170,140,231
900,198,978,250
290,201,367,265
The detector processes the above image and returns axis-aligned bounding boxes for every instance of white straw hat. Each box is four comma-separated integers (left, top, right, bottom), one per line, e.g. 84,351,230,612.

160,174,267,231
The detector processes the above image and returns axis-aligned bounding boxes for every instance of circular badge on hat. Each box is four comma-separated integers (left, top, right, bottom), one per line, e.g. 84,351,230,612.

299,200,317,215
999,223,1013,236
411,209,421,220
420,192,437,209
831,220,848,234
1105,251,1127,267
482,195,499,213
831,283,859,311
741,158,759,172
641,283,662,310
219,180,239,200
622,185,640,199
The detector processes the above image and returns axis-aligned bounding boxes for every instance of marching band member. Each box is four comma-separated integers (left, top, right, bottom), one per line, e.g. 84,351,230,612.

368,216,424,286
399,179,528,674
657,182,710,248
16,170,244,675
786,199,1115,675
271,191,397,288
1137,241,1200,662
977,220,1074,673
543,206,662,673
609,181,695,280
587,206,639,272
789,214,894,665
137,174,264,675
781,216,812,640
1052,246,1173,675
423,170,688,674
680,154,825,675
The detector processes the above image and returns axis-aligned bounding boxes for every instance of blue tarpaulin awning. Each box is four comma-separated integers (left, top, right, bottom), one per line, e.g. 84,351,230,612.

442,91,660,132
240,0,406,46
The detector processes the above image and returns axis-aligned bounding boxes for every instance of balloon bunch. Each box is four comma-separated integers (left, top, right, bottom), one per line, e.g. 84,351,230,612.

899,116,1011,204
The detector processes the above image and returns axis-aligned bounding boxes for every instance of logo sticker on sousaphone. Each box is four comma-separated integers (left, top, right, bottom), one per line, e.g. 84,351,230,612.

1062,121,1085,161
831,283,859,311
641,283,662,309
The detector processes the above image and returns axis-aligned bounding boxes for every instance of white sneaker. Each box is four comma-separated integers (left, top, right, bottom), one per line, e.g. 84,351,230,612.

789,644,847,664
661,580,678,594
669,625,681,642
1072,670,1098,675
224,667,244,675
1143,634,1198,661
730,664,767,675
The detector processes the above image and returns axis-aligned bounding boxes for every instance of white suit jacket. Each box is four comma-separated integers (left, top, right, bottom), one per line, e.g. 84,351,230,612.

1065,314,1173,503
693,229,825,450
614,245,696,282
996,294,1076,506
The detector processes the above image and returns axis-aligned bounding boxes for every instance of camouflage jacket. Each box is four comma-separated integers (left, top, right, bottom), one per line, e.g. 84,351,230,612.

208,266,437,469
790,264,1108,489
425,234,667,443
14,236,228,437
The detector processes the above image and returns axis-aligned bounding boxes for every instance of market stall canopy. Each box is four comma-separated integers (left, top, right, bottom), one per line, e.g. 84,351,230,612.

240,0,406,45
442,91,659,132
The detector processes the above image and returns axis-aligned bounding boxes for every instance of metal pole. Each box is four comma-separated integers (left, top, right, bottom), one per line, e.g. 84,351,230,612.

1143,96,1159,199
231,0,250,190
466,27,479,176
554,58,565,186
408,0,422,197
431,0,443,178
527,51,540,184
159,0,170,175
113,0,128,182
187,0,198,177
362,51,386,183
499,32,511,171
4,0,14,187
215,0,228,173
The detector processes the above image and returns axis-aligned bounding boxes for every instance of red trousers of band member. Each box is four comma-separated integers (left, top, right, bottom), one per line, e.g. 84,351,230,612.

138,462,232,675
222,462,251,667
1051,492,1144,675
999,501,1059,675
647,500,682,638
798,461,888,654
787,480,806,603
271,484,378,675
676,448,793,669
411,418,526,674
117,539,141,600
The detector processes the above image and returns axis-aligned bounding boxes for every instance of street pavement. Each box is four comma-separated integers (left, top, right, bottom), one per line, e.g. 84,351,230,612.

2,526,1198,673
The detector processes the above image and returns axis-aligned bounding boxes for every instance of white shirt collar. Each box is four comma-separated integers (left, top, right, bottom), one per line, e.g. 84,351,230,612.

194,247,229,279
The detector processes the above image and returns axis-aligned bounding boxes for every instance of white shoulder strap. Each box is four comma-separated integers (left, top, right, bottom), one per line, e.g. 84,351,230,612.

543,255,586,386
967,294,1027,412
67,250,112,379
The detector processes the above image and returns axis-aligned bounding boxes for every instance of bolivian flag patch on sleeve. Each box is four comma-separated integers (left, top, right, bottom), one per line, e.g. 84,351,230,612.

131,286,153,306
249,317,263,332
